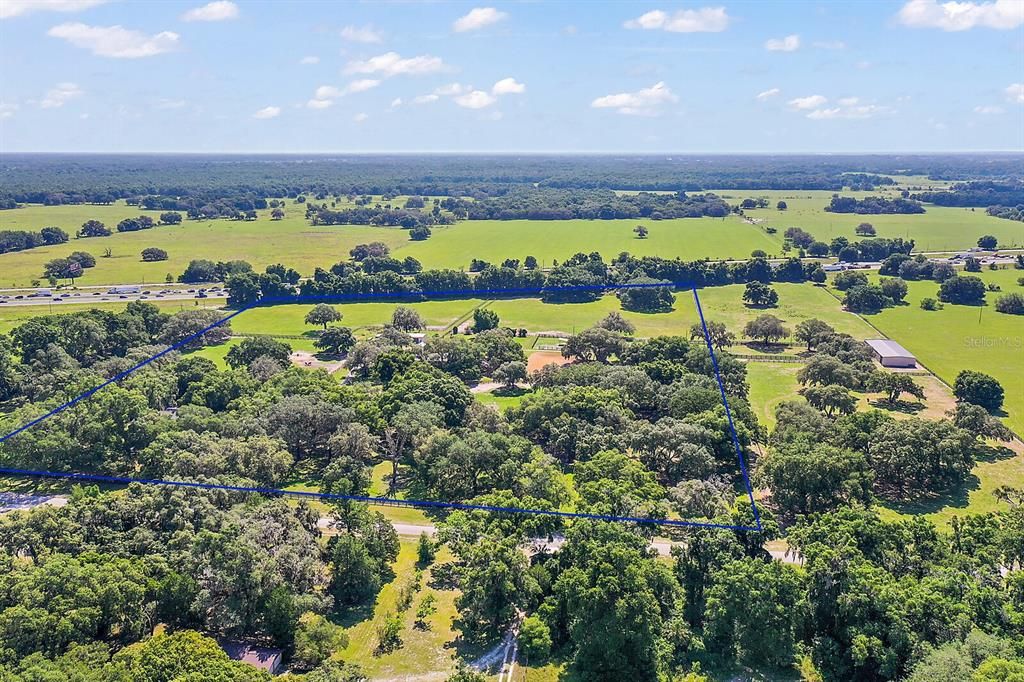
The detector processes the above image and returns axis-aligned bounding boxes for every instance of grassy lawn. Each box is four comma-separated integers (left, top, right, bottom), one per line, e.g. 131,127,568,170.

232,299,482,337
0,298,224,335
474,386,534,411
396,216,784,267
337,539,461,678
745,362,802,430
728,189,1024,252
0,201,412,288
847,268,1024,435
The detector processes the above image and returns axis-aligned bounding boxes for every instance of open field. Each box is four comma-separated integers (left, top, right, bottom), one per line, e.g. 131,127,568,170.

843,267,1024,435
337,540,461,678
0,298,222,334
732,190,1024,252
396,216,783,267
231,299,484,337
1,203,783,286
746,362,802,429
0,201,411,288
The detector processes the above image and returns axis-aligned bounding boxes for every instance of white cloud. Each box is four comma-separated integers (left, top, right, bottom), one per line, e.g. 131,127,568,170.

181,1,238,22
765,34,800,51
299,55,319,65
1007,83,1024,103
838,96,860,106
453,7,508,32
897,0,1023,30
253,106,280,119
40,82,83,108
0,0,106,20
788,94,828,110
806,104,888,120
756,87,781,101
624,7,730,33
344,52,445,78
47,22,179,58
455,90,497,109
346,78,380,93
341,25,383,43
413,94,439,104
0,102,19,119
311,80,380,106
591,81,678,116
434,83,468,96
492,77,525,95
974,104,1005,114
390,97,403,108
315,85,344,99
353,112,369,123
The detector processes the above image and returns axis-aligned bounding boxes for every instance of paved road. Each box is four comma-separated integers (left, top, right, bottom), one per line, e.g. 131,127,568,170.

0,292,227,308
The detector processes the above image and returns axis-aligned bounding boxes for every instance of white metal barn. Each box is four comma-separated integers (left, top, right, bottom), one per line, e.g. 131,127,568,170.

865,339,917,368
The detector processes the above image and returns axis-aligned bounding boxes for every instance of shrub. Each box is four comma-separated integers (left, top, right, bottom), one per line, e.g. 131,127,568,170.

954,370,1004,412
995,292,1024,315
141,247,169,262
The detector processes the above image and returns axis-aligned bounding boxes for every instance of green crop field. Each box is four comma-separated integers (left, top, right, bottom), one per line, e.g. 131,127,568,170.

729,189,1024,252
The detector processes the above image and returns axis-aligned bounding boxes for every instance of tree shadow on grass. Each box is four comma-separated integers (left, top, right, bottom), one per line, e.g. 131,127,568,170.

331,602,377,629
880,473,980,516
742,341,789,355
975,442,1018,464
867,398,926,415
492,386,530,398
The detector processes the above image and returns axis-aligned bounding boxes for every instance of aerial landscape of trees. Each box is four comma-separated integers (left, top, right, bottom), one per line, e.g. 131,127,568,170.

0,153,1023,681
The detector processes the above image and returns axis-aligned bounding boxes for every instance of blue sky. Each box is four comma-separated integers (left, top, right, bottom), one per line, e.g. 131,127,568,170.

0,0,1022,153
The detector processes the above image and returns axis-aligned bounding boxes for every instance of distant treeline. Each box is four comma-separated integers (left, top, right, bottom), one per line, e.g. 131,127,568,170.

219,249,834,306
307,204,453,228
441,189,731,220
825,196,925,214
987,205,1024,222
2,154,1021,205
0,226,69,254
912,181,1024,207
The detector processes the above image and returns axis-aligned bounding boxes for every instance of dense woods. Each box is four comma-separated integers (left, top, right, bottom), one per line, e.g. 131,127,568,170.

2,154,1019,207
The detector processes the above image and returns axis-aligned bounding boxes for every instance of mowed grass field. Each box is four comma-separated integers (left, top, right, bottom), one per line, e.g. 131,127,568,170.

850,268,1024,435
1,202,783,287
731,190,1024,252
0,201,411,288
396,216,783,268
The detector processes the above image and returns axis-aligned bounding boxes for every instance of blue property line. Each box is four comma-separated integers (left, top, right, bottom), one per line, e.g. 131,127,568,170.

0,281,764,531
691,287,763,533
0,467,758,531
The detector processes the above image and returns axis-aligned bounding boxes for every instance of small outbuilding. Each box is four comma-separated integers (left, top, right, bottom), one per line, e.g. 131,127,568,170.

219,641,283,675
865,339,917,368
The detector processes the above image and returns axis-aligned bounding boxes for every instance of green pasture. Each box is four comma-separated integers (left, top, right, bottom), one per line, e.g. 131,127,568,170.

231,299,483,338
0,298,223,335
0,201,411,288
396,216,784,268
730,190,1024,252
746,362,802,429
850,268,1024,435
